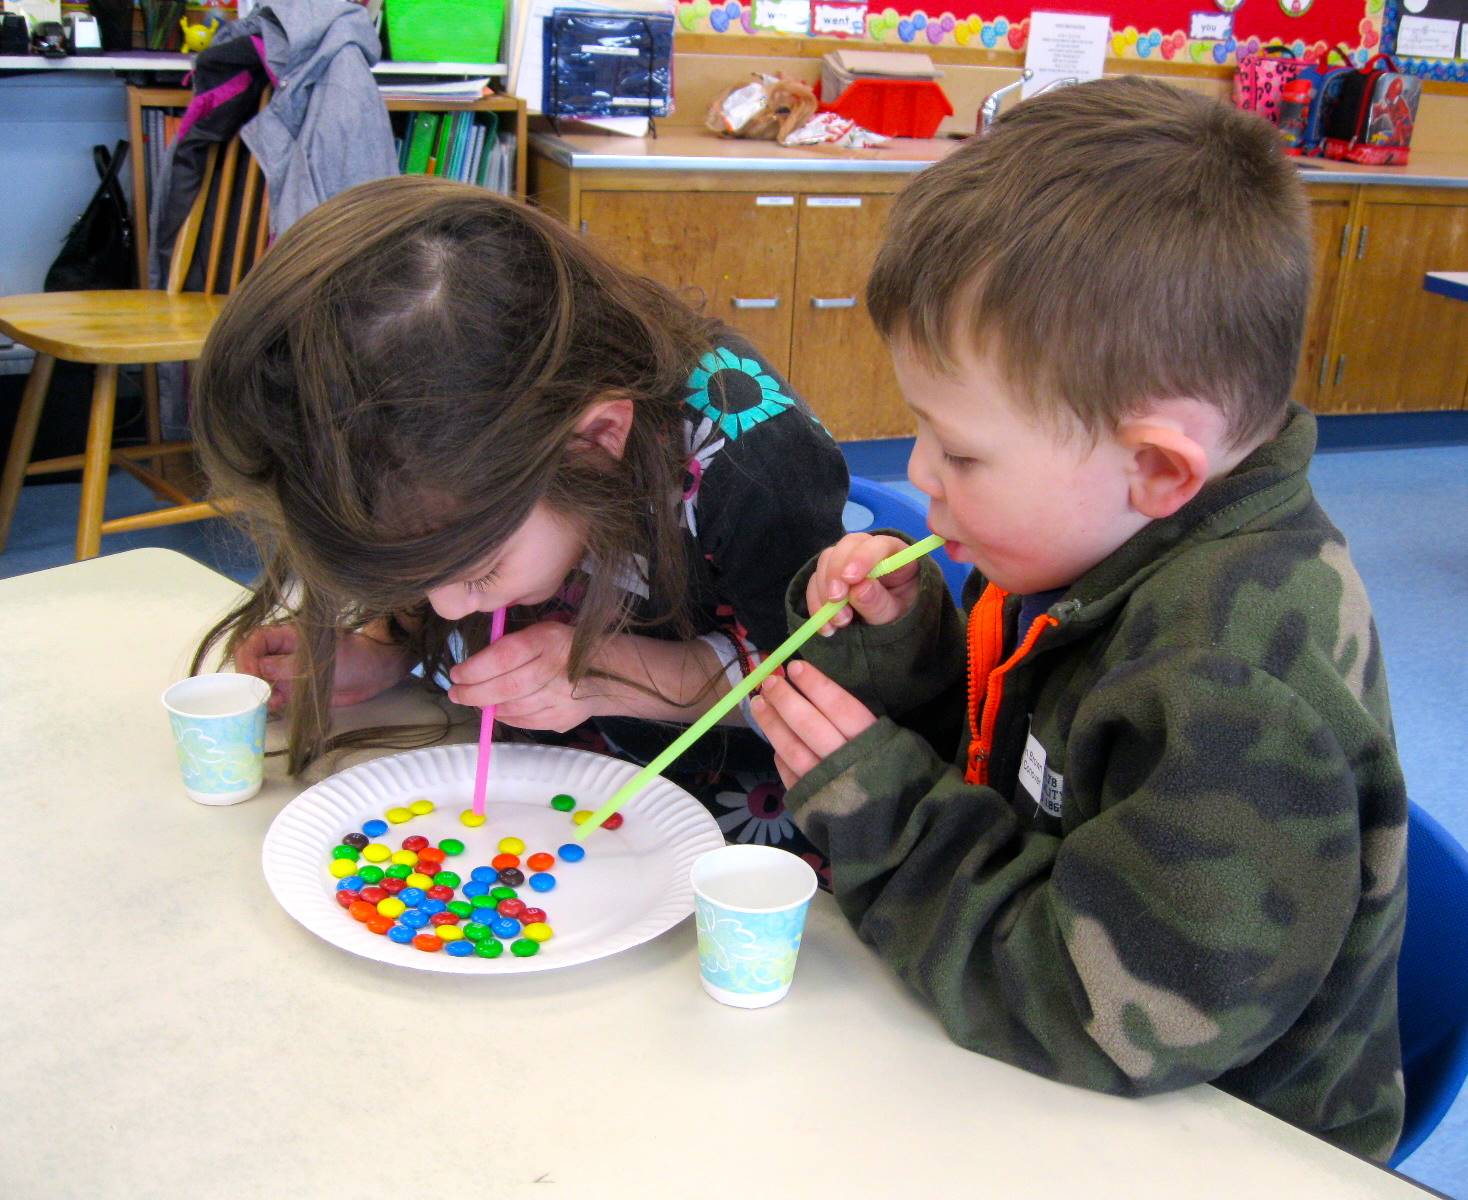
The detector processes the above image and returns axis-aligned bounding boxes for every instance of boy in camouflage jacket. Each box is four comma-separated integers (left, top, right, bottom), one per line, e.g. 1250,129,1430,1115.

752,78,1407,1161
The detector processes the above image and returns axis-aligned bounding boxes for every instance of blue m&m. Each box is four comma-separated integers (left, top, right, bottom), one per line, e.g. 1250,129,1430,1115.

470,866,498,884
398,887,426,907
491,916,522,939
445,940,475,957
419,898,446,916
336,876,365,892
529,873,556,893
557,843,586,863
462,881,489,898
363,819,388,838
399,908,430,929
387,923,416,944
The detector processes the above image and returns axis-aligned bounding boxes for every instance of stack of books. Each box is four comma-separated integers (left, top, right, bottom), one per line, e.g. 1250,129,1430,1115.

395,110,516,193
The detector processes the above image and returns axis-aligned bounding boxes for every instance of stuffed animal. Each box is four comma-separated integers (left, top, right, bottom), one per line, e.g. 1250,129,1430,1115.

180,17,219,54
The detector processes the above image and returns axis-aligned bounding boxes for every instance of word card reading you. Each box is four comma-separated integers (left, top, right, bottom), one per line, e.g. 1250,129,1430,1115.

1023,11,1110,99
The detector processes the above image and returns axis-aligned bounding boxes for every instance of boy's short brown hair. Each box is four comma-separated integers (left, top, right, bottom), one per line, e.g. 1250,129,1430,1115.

867,76,1311,447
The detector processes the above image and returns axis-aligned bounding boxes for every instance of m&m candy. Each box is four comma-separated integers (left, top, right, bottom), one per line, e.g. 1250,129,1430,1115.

358,866,385,884
527,852,554,872
390,850,419,867
386,807,413,824
445,940,474,957
418,847,446,866
470,895,498,911
419,899,447,916
558,843,585,863
463,922,491,942
497,868,525,887
491,917,522,939
474,939,504,959
522,922,553,943
497,837,525,855
329,859,357,879
439,838,465,857
388,923,416,944
460,809,486,828
405,872,433,890
447,900,473,918
511,939,539,958
366,914,395,935
491,853,520,871
437,925,465,942
335,890,359,909
571,811,593,826
430,911,460,927
470,866,498,884
529,873,556,893
402,834,429,853
603,813,624,831
550,794,576,812
336,876,364,892
342,832,369,850
426,885,455,901
377,897,406,919
385,864,412,880
497,898,526,919
362,819,389,838
332,845,360,861
359,885,387,904
349,900,376,922
413,934,444,953
362,844,391,863
490,886,518,902
433,871,462,889
398,887,426,907
400,909,430,929
380,876,407,895
463,881,489,899
409,799,434,816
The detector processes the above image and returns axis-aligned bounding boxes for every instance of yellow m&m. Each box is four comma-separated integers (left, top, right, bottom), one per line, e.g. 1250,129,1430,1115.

459,809,486,828
390,849,419,867
436,925,465,942
497,836,525,855
409,799,434,816
377,897,406,919
405,872,433,890
522,922,553,943
361,844,391,863
386,807,413,824
329,859,357,879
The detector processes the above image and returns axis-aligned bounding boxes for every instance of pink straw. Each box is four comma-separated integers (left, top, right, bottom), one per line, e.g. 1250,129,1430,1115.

471,607,508,817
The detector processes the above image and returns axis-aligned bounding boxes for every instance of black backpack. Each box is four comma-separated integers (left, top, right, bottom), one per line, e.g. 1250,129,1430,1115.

45,141,136,292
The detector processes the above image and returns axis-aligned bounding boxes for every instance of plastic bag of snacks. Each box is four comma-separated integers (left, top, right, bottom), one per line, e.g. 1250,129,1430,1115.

706,73,817,142
779,112,889,149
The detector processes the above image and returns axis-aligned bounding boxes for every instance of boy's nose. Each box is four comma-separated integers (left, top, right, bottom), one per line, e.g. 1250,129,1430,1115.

907,446,942,500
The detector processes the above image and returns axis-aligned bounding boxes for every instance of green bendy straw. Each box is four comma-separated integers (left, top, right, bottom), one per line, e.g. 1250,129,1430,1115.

573,533,946,841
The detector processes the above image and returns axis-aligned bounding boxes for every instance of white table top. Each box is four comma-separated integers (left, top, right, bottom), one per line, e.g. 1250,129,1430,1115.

1426,271,1468,302
1,549,1434,1198
0,52,505,76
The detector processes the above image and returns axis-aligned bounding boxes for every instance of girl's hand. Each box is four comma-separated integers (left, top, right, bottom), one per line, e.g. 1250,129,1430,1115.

750,660,876,789
807,533,922,636
235,624,413,714
447,621,606,733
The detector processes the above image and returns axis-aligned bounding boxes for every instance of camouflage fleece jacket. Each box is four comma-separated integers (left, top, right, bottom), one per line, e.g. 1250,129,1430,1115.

783,406,1406,1160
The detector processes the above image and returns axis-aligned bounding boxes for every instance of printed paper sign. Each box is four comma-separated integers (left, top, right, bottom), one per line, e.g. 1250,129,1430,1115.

811,0,868,37
754,0,815,34
1023,11,1110,98
1397,14,1462,58
1189,11,1234,40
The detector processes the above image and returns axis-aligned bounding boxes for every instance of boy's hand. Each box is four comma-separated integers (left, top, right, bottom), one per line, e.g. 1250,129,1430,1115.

236,624,413,713
447,621,604,733
808,533,922,635
751,660,876,789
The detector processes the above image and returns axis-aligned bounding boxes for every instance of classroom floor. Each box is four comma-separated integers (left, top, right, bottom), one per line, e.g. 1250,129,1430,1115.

2,444,1465,1198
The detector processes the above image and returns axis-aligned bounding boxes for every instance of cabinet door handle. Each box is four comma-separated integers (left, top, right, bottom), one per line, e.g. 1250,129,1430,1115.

1356,226,1370,260
811,297,857,309
1334,354,1347,386
1338,224,1351,259
1318,354,1330,390
579,219,589,235
755,196,795,207
731,297,780,309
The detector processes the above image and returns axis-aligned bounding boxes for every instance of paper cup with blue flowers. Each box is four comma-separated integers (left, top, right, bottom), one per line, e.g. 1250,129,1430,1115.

161,673,270,805
691,844,818,1008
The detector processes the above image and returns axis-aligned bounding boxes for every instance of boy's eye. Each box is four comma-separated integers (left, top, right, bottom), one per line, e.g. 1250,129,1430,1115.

464,571,498,593
942,451,976,469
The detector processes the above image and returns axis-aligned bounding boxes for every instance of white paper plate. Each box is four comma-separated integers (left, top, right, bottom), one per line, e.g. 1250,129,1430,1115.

261,743,724,974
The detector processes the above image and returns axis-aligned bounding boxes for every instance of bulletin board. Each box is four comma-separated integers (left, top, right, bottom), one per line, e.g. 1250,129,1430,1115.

1383,0,1468,81
676,0,1384,66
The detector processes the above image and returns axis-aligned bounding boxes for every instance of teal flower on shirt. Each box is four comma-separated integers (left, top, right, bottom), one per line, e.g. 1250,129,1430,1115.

684,346,795,440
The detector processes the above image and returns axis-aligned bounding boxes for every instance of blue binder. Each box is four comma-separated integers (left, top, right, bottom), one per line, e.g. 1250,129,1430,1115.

541,8,674,119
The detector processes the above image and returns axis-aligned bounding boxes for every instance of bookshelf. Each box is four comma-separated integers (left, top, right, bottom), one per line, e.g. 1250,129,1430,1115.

125,86,527,287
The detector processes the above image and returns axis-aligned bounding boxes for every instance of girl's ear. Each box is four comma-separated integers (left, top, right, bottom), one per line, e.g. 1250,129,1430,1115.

571,395,635,461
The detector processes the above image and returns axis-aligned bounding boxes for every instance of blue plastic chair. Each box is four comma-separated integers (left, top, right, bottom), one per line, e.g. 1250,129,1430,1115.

843,476,968,601
1392,802,1468,1166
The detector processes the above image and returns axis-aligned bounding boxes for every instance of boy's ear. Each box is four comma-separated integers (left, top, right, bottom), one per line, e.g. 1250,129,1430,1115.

571,396,635,461
1116,413,1212,520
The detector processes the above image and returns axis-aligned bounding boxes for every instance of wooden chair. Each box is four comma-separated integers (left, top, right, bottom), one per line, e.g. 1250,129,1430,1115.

0,122,270,560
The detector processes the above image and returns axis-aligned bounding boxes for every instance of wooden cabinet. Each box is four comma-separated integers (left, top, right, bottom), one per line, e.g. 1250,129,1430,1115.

581,191,799,374
537,144,1468,431
790,195,909,439
1315,188,1468,414
577,187,909,438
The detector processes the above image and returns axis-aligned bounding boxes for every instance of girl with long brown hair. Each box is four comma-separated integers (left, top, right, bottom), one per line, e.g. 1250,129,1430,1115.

192,175,847,864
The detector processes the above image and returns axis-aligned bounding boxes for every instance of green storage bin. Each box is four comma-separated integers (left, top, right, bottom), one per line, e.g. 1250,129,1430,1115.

386,0,505,63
